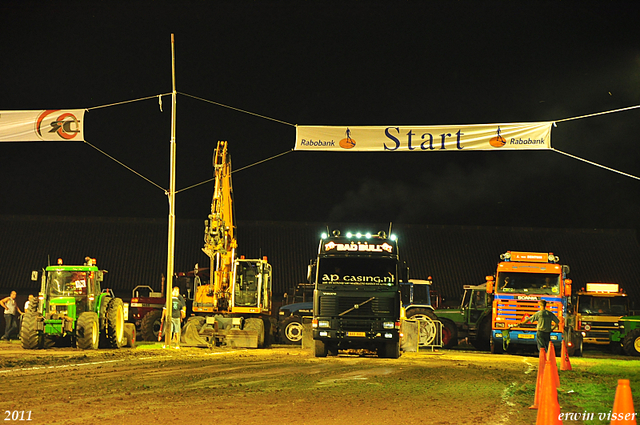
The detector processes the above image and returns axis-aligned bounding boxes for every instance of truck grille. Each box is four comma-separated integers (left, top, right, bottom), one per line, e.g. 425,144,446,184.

319,296,395,317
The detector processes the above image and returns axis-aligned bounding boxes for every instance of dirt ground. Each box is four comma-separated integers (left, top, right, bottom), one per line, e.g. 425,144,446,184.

0,341,633,425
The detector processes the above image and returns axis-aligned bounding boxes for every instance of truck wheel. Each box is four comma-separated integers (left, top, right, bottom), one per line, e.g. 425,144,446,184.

406,308,438,346
610,341,623,355
440,319,458,349
314,339,328,357
76,312,100,350
622,329,640,356
490,337,504,354
140,310,163,341
380,341,400,359
567,331,583,357
280,316,304,345
244,318,265,348
471,319,492,351
101,298,125,348
20,313,41,350
123,323,136,348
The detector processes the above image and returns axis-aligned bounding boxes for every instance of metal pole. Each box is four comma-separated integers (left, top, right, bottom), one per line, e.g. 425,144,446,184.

165,33,177,347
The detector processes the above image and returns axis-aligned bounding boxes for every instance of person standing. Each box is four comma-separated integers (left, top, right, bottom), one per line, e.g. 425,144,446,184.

24,295,35,313
1,291,23,341
162,286,186,349
522,299,560,353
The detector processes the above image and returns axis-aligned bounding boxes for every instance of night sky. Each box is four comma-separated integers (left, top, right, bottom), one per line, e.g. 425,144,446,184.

2,1,640,231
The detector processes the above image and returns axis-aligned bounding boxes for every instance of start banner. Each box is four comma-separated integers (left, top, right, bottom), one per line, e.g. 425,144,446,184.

0,110,85,142
295,122,552,152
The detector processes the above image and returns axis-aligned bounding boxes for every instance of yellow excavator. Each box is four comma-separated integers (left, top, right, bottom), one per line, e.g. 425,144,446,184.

182,141,273,348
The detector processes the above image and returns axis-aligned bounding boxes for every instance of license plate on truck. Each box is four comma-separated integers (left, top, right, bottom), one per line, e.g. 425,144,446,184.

347,332,366,337
518,334,535,339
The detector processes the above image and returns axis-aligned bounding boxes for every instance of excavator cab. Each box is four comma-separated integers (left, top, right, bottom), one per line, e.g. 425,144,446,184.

232,258,272,314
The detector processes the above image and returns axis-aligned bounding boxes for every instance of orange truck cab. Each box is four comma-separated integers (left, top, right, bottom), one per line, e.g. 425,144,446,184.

486,251,581,355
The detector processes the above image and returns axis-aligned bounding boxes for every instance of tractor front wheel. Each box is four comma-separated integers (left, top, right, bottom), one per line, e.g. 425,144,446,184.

623,329,640,356
101,298,125,348
20,313,41,350
123,323,136,348
76,312,99,350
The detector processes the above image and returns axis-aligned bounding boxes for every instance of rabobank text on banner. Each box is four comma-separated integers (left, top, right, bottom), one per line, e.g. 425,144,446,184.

295,122,552,152
0,110,85,142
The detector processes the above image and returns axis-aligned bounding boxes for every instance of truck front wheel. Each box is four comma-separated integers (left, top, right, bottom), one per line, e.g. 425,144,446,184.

314,339,328,357
623,329,640,356
380,341,400,359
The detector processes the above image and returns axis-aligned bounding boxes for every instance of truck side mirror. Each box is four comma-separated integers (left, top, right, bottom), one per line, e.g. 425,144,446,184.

565,279,572,297
307,261,316,284
31,271,38,281
486,276,494,293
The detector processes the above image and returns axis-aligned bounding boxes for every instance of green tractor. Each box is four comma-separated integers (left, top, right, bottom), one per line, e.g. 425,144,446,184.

20,258,132,349
433,283,492,350
609,316,640,356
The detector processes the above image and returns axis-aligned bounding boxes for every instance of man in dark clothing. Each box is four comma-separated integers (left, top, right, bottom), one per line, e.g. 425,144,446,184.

522,299,560,352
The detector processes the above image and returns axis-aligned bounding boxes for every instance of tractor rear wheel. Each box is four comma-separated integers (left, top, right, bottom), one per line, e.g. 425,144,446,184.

440,319,458,349
101,298,125,348
20,313,41,350
406,308,439,346
622,329,640,356
140,310,163,341
76,312,99,350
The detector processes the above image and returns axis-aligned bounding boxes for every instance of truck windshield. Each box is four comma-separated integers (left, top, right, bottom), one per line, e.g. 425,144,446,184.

48,271,88,296
578,295,628,316
318,258,396,286
496,272,560,295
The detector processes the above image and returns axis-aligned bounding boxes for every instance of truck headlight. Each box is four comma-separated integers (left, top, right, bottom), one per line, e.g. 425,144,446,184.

318,320,330,328
495,322,505,328
384,333,393,338
550,335,558,341
319,331,328,337
383,321,394,329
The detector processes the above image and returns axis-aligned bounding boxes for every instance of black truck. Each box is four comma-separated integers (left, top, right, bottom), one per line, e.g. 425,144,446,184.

312,229,402,358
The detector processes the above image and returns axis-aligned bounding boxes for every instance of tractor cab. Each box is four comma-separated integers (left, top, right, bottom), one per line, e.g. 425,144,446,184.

24,257,126,350
39,258,104,321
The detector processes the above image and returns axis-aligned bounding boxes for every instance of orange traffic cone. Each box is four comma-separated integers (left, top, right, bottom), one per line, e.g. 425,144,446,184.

530,347,547,410
610,379,637,425
536,356,562,425
560,340,572,371
548,342,561,389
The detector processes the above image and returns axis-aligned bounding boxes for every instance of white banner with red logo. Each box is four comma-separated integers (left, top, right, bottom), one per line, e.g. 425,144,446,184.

295,122,553,152
0,110,85,142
